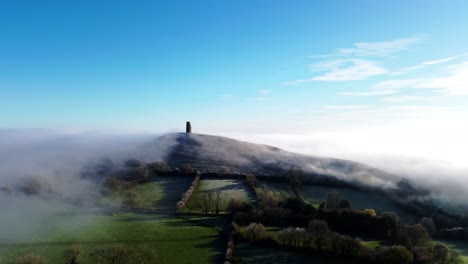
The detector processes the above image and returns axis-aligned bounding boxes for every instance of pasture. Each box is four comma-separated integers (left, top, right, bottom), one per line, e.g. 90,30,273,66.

0,213,224,264
257,181,294,200
185,179,254,212
0,176,224,264
100,175,193,208
299,185,417,223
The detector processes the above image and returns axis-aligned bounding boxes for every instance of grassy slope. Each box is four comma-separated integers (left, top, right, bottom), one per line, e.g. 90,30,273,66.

299,185,417,223
0,176,222,264
0,214,223,264
100,175,193,208
185,179,254,212
439,240,468,264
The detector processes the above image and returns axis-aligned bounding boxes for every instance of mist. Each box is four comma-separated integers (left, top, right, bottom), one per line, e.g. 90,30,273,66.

1,124,467,243
221,122,468,207
0,129,159,243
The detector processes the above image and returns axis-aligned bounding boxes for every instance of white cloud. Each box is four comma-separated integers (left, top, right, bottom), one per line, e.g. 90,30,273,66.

246,89,272,101
284,35,426,85
379,95,426,103
336,35,426,57
311,59,388,81
391,54,468,76
372,60,468,96
337,90,398,96
371,79,425,90
322,104,371,110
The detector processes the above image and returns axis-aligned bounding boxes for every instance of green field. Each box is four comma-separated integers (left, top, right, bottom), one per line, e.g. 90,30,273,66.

439,240,468,264
258,181,294,200
185,179,254,212
0,176,224,264
299,185,417,223
100,175,193,208
0,213,224,264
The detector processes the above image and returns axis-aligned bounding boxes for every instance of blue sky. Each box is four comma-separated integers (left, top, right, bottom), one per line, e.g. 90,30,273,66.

1,0,468,146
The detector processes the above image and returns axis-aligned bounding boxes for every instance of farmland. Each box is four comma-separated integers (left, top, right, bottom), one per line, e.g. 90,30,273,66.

184,179,255,212
2,174,467,264
0,175,224,264
299,185,417,223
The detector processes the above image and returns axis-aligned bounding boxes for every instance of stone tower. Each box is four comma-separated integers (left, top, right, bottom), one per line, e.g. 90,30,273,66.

186,121,192,133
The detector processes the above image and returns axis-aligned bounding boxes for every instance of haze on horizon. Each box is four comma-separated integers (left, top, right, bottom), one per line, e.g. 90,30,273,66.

1,1,468,198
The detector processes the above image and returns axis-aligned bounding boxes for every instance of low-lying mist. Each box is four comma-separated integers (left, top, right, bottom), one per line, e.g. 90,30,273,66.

0,129,160,243
1,125,466,243
223,128,468,208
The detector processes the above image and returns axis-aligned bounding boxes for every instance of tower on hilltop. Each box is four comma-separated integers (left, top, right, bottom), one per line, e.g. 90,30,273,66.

186,121,192,133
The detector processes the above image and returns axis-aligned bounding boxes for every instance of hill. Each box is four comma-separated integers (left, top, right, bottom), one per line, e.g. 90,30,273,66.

137,133,400,191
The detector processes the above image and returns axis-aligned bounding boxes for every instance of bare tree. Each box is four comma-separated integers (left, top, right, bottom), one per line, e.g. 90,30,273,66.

63,244,82,264
214,190,222,215
14,254,48,264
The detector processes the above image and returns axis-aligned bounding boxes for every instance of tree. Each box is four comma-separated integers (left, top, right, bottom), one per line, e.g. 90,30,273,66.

130,245,158,264
363,209,377,217
287,169,304,188
338,199,351,209
14,254,48,264
419,217,436,235
214,190,222,215
432,243,449,264
447,248,463,264
284,197,306,213
90,245,129,264
122,191,141,208
378,246,413,264
381,212,400,239
124,159,148,181
307,220,330,251
63,244,82,264
243,223,269,241
105,177,123,193
245,175,257,189
201,192,213,215
396,224,431,249
148,161,168,173
326,191,341,209
412,246,433,264
180,164,194,175
22,178,42,195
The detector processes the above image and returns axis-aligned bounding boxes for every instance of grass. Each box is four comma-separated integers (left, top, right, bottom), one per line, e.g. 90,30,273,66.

438,240,468,264
299,185,417,223
185,179,254,212
361,240,383,249
100,175,193,208
0,176,222,264
0,213,224,264
257,181,294,200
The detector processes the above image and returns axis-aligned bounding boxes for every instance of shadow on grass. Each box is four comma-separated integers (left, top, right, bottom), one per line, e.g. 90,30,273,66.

157,176,193,208
163,216,229,263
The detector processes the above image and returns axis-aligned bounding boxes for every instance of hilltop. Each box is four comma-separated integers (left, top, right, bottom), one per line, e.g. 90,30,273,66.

137,133,400,191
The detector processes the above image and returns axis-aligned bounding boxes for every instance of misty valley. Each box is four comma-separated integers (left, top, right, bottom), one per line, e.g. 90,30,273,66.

1,132,467,264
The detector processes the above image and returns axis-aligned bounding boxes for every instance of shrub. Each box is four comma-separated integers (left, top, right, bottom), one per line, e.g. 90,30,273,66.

89,245,157,264
121,191,141,208
14,254,48,264
243,223,269,241
378,245,413,264
277,227,311,247
63,244,82,264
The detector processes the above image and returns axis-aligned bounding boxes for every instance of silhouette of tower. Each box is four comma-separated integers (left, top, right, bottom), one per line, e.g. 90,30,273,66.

186,121,192,133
